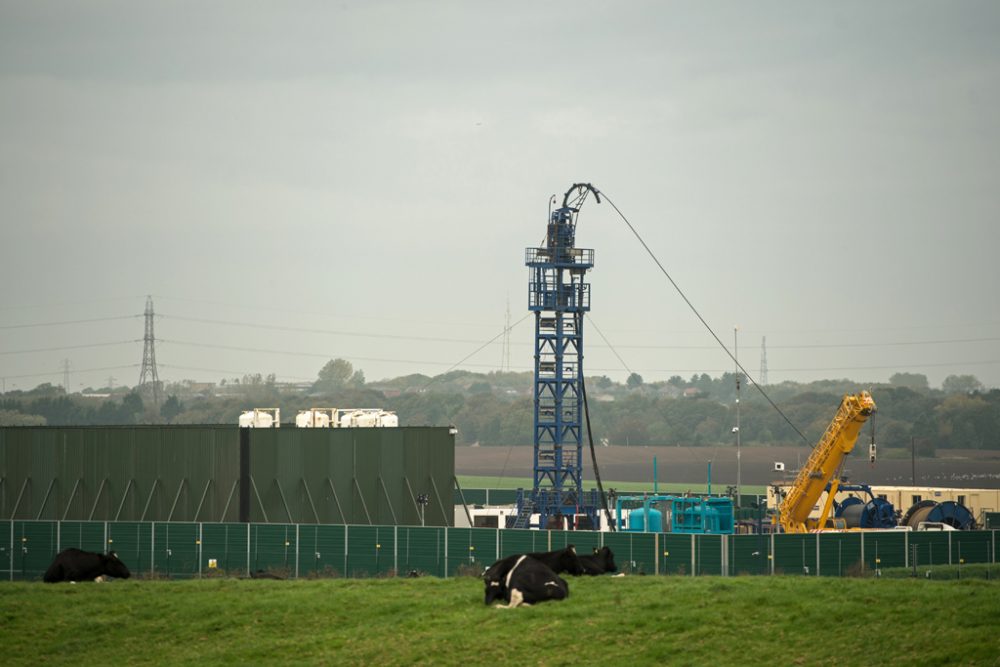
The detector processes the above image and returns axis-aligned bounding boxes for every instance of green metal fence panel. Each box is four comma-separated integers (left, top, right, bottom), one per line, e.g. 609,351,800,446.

604,532,656,575
150,522,198,578
773,533,815,575
397,526,444,577
294,524,346,578
730,534,772,576
863,532,906,571
13,521,57,580
3,520,995,582
200,523,249,576
345,525,397,577
58,521,106,553
952,532,992,565
467,527,500,571
660,534,693,575
445,528,480,576
498,529,548,559
249,523,297,576
816,533,862,577
693,534,723,576
452,489,521,506
908,532,951,568
568,530,603,559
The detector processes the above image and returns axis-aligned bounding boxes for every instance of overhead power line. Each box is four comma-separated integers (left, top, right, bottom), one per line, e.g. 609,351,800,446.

0,315,139,330
159,314,517,345
1,364,138,380
0,340,139,355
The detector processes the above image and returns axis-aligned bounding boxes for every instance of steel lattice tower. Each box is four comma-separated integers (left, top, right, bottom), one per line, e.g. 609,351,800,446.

138,295,161,406
510,184,601,530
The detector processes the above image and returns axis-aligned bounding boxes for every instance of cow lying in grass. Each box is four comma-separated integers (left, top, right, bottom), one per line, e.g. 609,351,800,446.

483,555,569,608
43,548,131,583
484,545,583,584
578,546,617,575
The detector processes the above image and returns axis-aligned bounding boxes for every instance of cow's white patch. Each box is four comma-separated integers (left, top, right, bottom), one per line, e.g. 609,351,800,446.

544,581,558,587
507,589,525,609
94,575,108,583
504,555,528,590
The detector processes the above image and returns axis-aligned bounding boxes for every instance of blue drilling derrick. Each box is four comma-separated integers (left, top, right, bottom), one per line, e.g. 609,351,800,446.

509,184,602,530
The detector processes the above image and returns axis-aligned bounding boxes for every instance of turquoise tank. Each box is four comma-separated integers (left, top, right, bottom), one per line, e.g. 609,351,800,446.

628,506,663,532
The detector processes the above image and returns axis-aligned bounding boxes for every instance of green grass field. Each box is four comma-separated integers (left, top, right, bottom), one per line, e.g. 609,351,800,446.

456,475,767,495
2,575,998,665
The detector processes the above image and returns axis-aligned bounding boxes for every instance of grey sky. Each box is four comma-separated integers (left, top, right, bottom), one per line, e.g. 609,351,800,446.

1,1,998,392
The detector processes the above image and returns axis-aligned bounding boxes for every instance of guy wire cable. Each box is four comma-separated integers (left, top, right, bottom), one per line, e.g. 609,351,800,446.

597,189,810,445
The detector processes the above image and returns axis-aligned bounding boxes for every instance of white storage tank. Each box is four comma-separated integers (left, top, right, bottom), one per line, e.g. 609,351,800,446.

296,409,332,428
354,411,378,428
377,411,398,427
238,408,280,428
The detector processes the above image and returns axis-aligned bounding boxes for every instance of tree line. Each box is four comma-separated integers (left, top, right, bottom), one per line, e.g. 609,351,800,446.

1,361,997,455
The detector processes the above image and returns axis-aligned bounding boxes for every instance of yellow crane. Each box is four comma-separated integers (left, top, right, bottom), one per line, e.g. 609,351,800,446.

777,391,876,533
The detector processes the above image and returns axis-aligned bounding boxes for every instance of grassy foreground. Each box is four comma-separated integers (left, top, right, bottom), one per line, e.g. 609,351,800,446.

2,575,998,666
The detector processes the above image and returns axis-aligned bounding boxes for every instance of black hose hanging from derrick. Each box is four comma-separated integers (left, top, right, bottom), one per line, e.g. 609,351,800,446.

578,315,615,531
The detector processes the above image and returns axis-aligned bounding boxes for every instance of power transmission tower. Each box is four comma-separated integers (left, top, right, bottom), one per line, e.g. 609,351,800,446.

62,358,71,394
759,336,768,386
138,295,161,406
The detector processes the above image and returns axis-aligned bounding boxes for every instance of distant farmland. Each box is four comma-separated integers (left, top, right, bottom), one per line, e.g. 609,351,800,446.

457,445,1000,488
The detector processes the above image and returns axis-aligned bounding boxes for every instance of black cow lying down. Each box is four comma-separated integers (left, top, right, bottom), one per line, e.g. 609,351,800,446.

483,555,569,608
578,546,617,575
44,548,131,583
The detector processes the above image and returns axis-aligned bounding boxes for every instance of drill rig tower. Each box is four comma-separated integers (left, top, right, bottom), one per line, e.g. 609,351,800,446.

510,184,602,530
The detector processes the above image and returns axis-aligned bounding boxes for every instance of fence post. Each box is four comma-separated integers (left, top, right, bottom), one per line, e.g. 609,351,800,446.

690,534,695,577
394,525,398,574
904,530,909,569
8,520,13,581
151,521,156,577
444,527,449,578
860,532,865,574
295,524,300,580
246,523,251,576
948,531,953,565
816,532,821,577
654,533,659,576
770,532,776,576
343,525,348,577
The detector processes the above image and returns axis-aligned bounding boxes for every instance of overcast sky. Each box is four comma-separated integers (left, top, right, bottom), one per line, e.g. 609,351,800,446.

1,1,998,393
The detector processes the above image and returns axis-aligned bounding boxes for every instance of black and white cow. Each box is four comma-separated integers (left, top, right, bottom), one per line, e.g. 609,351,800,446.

43,548,131,583
483,545,583,588
577,546,617,575
484,555,569,608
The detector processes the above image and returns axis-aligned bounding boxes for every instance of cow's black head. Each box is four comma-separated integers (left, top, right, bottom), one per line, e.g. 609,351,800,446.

484,578,505,605
102,551,131,579
594,546,617,573
555,546,584,576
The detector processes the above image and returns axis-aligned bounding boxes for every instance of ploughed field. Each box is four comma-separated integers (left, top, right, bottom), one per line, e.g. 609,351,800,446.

2,575,998,665
457,445,1000,489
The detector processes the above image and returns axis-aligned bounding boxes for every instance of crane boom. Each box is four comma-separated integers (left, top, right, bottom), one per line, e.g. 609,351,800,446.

778,391,876,533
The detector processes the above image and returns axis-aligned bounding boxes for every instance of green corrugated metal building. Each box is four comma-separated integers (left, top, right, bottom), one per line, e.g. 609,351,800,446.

0,426,454,526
